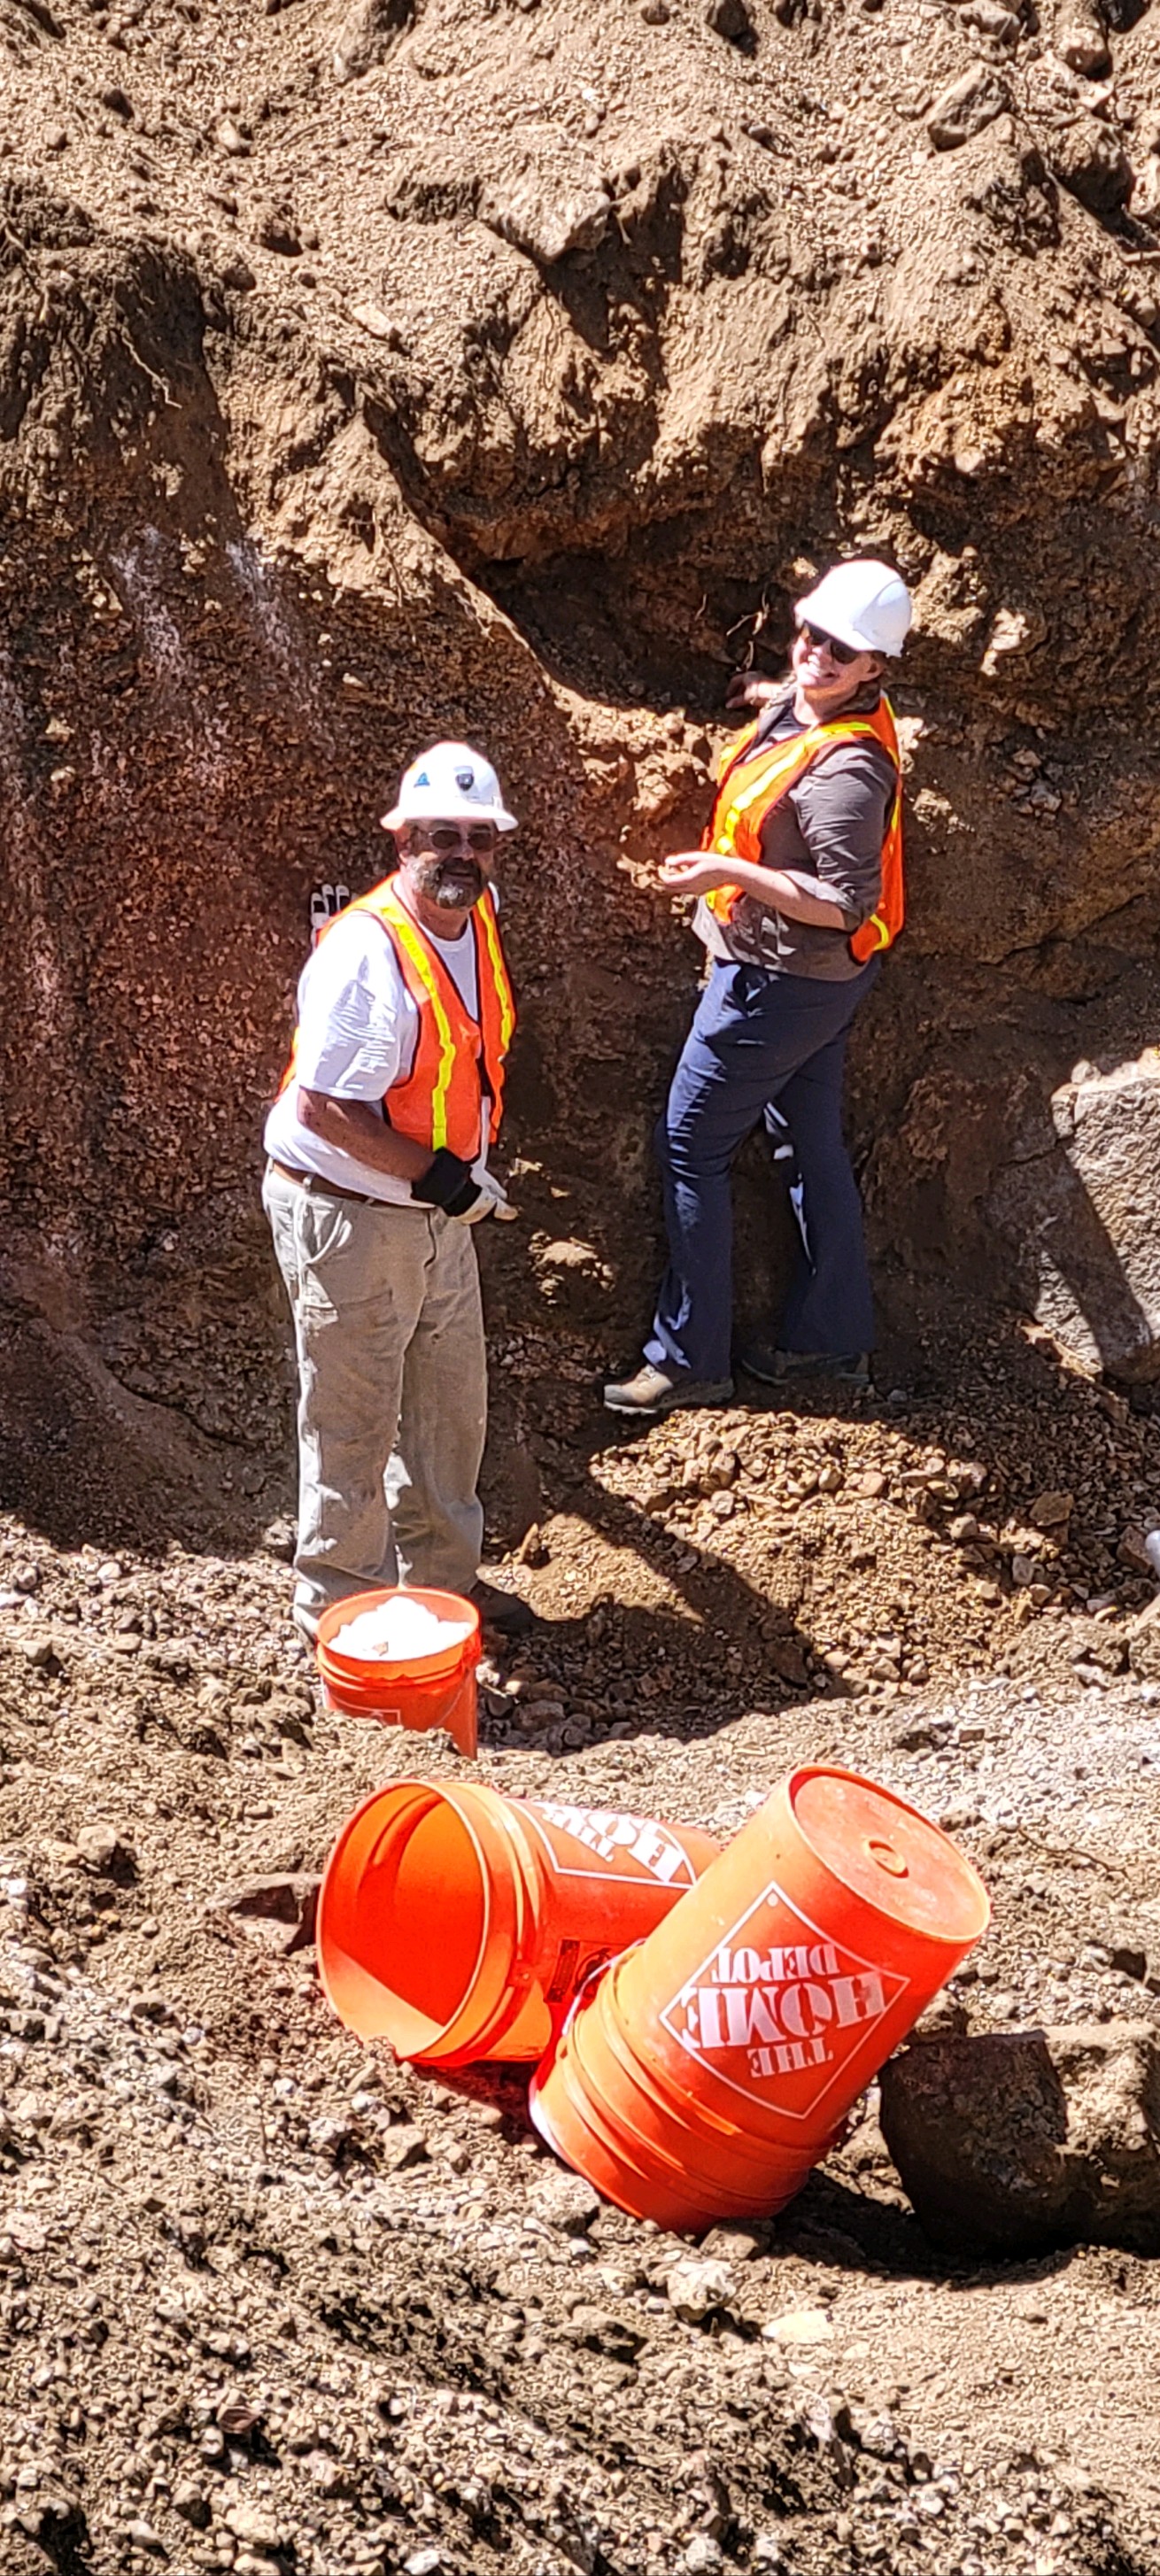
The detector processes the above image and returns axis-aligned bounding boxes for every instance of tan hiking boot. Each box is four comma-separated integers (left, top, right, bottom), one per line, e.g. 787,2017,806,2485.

602,1362,735,1418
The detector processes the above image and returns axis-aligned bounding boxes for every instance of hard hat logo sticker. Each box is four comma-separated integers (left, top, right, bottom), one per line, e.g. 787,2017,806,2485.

456,768,475,792
524,1799,700,1888
660,1876,908,2118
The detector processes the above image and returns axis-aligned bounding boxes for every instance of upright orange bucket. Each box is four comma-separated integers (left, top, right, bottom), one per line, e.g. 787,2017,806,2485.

315,1587,481,1757
530,1766,990,2229
316,1781,722,2067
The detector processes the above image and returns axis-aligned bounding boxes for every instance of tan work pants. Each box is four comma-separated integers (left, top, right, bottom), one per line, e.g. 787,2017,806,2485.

262,1164,486,1636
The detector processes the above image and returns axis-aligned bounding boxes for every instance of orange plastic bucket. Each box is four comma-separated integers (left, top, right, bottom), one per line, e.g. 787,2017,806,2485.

315,1587,481,1757
530,1766,990,2228
316,1781,722,2067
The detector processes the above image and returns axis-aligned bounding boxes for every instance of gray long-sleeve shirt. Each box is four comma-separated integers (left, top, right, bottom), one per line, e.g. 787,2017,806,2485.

695,679,896,984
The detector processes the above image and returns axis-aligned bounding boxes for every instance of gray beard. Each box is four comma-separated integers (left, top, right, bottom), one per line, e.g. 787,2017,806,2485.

414,857,485,909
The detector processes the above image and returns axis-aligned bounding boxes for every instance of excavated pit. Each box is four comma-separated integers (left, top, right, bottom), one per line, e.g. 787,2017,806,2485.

4,0,1160,2568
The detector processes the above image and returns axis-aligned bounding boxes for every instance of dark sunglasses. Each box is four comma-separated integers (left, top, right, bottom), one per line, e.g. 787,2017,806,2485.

426,824,498,855
798,620,861,666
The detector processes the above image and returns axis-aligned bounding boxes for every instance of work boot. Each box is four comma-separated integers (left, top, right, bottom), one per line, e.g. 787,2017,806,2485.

739,1344,870,1390
471,1575,537,1638
603,1362,735,1418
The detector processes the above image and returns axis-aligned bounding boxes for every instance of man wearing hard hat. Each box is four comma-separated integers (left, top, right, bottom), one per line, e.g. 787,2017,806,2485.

263,742,533,1639
606,559,913,1418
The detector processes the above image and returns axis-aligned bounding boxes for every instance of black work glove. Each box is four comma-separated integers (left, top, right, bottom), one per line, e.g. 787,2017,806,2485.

412,1149,514,1226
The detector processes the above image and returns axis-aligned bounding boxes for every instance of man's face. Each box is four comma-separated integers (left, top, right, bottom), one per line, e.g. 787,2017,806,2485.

792,622,883,712
403,818,499,911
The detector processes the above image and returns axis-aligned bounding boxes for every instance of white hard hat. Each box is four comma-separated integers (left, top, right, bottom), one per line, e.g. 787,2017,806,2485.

381,740,519,833
795,559,913,659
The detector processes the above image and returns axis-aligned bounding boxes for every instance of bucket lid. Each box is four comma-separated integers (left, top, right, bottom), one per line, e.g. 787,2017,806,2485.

789,1768,989,1946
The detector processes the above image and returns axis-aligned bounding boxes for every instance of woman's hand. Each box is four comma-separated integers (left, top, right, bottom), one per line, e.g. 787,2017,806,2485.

658,852,729,899
724,672,779,711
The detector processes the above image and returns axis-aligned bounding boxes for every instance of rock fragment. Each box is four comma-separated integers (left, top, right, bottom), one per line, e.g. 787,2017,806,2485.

960,0,1021,36
75,1822,130,1875
482,173,612,265
1129,1607,1160,1682
331,0,411,82
1054,0,1110,76
224,1873,320,1953
253,201,303,255
1050,115,1133,219
927,67,1011,150
226,2502,283,2550
532,2169,601,2232
665,2256,734,2321
763,2306,833,2346
379,2121,429,2171
173,2480,210,2526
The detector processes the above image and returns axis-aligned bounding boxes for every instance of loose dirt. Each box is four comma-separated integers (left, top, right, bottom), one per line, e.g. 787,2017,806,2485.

5,0,1160,2571
4,1312,1160,2576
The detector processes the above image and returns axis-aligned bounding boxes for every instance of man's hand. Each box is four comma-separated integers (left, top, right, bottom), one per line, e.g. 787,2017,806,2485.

658,853,730,901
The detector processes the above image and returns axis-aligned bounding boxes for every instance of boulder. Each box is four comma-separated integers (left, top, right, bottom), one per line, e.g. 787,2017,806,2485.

988,1054,1160,1381
879,2023,1160,2255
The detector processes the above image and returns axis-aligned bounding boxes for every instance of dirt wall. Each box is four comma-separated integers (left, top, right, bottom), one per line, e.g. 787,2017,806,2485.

4,0,1160,1488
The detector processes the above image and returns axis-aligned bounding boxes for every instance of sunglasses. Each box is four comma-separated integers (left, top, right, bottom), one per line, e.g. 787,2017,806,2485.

425,824,498,855
798,621,861,667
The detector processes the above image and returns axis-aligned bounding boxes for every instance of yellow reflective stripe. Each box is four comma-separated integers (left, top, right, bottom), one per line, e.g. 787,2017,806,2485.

374,892,456,1152
477,893,514,1052
864,911,889,951
715,718,882,854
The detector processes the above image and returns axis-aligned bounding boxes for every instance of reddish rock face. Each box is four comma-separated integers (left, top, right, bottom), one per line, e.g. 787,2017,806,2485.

3,0,1160,1513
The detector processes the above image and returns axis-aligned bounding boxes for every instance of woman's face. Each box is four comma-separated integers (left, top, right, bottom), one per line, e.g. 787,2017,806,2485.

793,622,883,712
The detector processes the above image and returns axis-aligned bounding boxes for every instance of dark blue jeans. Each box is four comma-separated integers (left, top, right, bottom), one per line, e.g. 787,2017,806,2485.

645,958,879,1384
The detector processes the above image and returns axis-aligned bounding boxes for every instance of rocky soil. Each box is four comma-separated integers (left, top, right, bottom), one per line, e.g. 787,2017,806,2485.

5,0,1160,1398
5,1328,1160,2576
6,0,1160,2571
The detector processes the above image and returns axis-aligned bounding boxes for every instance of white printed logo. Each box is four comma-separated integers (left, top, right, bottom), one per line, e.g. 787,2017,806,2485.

659,1877,907,2119
524,1800,699,1888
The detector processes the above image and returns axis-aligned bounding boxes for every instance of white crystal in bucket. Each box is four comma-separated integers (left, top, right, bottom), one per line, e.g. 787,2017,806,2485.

331,1595,474,1663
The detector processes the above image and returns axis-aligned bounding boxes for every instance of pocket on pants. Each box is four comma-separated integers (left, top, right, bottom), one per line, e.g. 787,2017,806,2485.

295,1194,382,1316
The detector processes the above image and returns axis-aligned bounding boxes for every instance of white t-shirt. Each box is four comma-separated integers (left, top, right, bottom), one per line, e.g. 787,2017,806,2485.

263,908,486,1208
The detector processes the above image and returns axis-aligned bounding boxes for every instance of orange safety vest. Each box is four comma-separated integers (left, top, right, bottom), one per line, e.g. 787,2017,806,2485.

279,877,516,1161
702,696,904,963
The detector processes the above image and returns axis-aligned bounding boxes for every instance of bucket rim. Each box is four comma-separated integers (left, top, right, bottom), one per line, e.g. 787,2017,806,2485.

317,1775,503,2060
316,1585,481,1683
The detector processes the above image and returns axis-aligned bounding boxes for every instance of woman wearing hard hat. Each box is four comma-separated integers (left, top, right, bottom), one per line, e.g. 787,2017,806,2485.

605,559,912,1418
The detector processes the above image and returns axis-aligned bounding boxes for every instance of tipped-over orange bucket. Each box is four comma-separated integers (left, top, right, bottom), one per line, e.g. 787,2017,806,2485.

530,1766,990,2229
317,1781,722,2067
315,1587,481,1757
